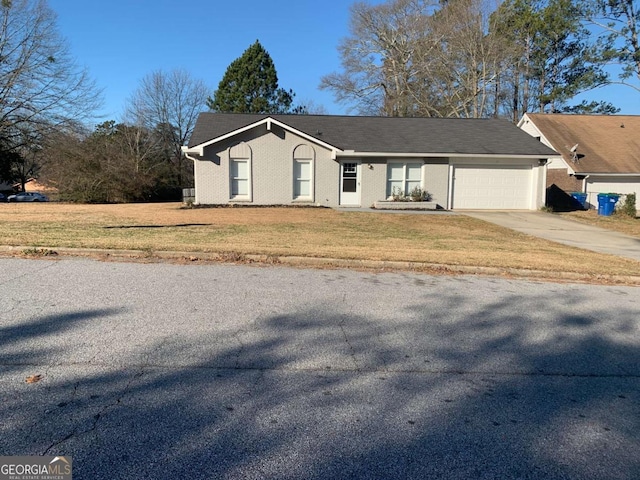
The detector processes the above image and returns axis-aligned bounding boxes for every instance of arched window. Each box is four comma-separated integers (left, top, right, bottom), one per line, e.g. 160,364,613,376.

293,144,314,200
229,143,252,200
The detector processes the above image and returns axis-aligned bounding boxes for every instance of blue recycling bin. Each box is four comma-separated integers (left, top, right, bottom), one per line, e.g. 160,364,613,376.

597,193,620,216
570,192,587,209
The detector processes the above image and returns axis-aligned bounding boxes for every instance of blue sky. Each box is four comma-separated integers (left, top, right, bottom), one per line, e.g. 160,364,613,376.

48,0,365,120
48,0,640,120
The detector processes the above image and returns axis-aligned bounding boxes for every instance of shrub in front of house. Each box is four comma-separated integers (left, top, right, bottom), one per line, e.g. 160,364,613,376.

617,193,637,218
391,186,432,202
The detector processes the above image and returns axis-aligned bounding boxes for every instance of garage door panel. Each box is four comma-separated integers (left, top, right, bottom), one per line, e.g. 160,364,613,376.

453,165,532,209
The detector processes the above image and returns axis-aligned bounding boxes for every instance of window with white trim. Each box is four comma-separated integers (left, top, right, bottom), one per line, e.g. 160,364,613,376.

230,159,249,196
229,143,252,200
294,160,312,198
387,162,422,197
293,144,315,200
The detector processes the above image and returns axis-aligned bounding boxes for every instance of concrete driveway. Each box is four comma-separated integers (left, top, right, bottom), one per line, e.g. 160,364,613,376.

465,211,640,262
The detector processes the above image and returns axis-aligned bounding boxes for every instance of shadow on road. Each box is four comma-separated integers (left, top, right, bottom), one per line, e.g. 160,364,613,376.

2,290,639,479
0,308,122,367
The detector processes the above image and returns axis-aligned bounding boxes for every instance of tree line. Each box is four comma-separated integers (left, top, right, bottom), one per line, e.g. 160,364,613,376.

1,0,638,202
0,2,301,202
321,0,639,119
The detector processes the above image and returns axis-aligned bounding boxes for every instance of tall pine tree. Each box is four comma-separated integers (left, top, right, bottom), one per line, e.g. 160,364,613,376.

492,0,613,119
208,41,297,114
584,0,640,92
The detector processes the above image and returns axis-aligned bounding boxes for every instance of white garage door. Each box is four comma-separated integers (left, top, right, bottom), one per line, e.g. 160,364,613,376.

453,165,532,209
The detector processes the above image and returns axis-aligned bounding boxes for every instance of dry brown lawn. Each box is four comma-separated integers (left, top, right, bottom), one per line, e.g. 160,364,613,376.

0,202,639,276
558,210,640,238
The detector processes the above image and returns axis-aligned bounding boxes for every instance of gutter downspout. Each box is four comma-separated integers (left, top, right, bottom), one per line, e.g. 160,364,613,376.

582,175,590,208
183,149,199,204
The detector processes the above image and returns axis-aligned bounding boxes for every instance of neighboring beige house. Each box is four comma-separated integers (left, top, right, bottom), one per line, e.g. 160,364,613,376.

519,113,640,208
183,113,556,210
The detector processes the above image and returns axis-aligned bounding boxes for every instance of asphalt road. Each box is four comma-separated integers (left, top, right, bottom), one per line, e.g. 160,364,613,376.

1,258,639,479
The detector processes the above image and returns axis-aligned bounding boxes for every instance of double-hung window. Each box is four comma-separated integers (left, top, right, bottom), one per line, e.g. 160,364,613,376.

229,143,252,200
387,162,422,197
230,159,249,197
294,160,312,198
293,144,314,201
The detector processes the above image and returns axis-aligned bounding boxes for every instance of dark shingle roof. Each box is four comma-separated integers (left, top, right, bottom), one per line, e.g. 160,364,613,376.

189,113,557,156
526,113,640,174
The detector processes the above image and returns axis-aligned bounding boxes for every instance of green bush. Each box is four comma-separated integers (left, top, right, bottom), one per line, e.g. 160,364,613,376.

617,193,637,217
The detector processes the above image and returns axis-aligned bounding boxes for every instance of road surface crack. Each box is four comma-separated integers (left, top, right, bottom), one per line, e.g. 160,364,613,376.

0,260,59,288
339,319,360,372
41,369,144,455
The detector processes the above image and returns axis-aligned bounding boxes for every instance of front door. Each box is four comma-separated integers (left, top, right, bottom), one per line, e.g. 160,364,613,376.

340,161,361,206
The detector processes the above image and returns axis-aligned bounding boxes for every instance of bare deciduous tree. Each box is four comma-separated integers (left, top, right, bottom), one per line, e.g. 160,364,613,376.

320,0,506,118
320,0,436,116
0,0,102,187
322,0,615,119
125,69,209,186
425,0,505,118
0,0,101,145
42,120,174,203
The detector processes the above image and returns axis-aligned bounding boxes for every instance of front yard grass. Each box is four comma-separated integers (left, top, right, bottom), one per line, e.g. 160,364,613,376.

558,210,640,238
0,202,638,277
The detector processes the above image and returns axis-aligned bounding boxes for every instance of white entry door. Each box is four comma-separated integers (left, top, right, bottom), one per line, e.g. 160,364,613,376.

340,161,361,206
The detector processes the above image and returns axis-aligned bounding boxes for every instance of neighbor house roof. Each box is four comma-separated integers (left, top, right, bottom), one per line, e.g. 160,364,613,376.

188,113,557,157
524,113,640,174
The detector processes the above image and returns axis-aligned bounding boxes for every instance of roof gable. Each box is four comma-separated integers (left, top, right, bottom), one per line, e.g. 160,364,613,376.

186,116,341,156
188,113,557,157
524,114,640,174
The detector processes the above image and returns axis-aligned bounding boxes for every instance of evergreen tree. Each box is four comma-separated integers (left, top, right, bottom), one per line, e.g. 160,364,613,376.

0,139,22,185
207,41,296,114
492,0,613,119
584,0,640,92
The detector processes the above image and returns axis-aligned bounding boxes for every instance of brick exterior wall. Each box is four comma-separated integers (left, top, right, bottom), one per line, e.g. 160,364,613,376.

547,168,582,193
195,124,339,206
545,168,586,211
194,124,454,208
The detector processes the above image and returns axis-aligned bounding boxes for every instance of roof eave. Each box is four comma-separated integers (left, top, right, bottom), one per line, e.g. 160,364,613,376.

577,172,640,176
181,145,203,156
338,151,556,159
516,113,531,128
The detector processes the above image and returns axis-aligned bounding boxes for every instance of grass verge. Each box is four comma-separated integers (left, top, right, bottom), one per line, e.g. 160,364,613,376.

0,203,638,277
558,210,640,238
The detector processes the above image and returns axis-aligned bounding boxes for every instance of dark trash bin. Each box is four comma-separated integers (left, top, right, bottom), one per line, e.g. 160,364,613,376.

570,192,587,209
597,193,620,216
